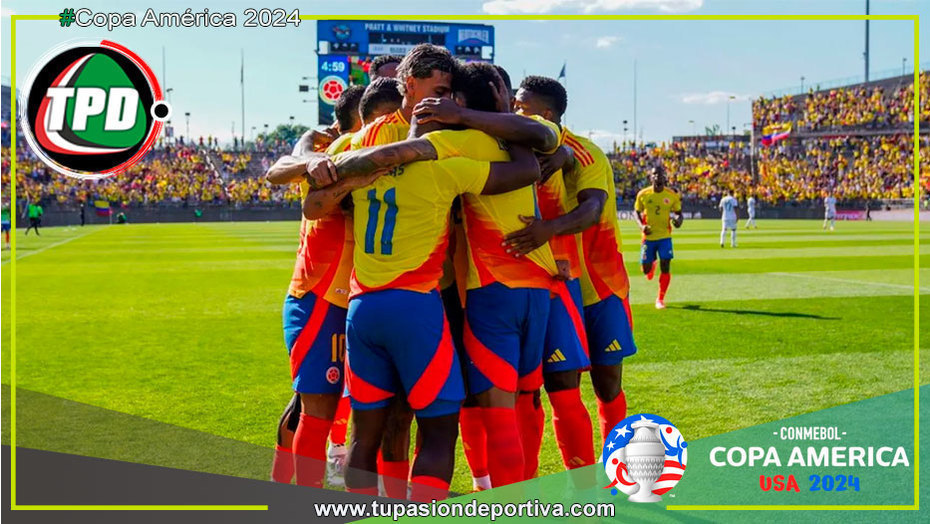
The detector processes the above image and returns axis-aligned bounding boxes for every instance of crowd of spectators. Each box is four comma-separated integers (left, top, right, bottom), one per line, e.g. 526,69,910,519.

754,72,929,131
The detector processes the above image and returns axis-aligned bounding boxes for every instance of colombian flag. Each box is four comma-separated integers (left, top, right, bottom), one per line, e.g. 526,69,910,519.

94,200,111,217
761,123,791,146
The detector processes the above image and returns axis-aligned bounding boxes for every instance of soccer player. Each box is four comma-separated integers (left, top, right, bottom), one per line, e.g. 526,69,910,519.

719,190,738,248
1,202,10,249
426,63,564,489
24,201,42,236
497,75,636,455
634,166,683,309
369,54,403,80
487,75,596,474
264,82,398,490
823,190,837,231
306,116,543,502
745,193,758,229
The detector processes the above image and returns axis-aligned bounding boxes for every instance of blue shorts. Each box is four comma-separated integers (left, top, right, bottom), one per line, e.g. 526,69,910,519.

282,292,348,395
543,278,590,375
464,282,550,394
584,294,637,366
1,221,10,232
641,238,674,266
346,289,464,418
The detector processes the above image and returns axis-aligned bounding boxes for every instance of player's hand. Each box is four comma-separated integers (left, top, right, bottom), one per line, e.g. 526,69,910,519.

673,214,684,228
537,146,573,182
641,224,652,236
502,215,554,256
311,127,340,152
413,97,465,125
305,157,338,188
490,80,509,113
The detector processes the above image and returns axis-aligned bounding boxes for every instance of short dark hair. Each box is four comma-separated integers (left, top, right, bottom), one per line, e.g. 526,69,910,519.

334,85,365,131
493,65,513,95
395,44,459,95
453,62,502,113
519,75,567,118
369,55,403,79
360,77,403,122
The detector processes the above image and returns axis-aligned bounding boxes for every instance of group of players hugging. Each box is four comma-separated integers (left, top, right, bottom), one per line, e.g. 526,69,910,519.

264,43,684,502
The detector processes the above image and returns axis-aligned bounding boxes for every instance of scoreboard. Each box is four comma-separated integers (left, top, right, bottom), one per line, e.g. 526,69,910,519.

315,20,495,126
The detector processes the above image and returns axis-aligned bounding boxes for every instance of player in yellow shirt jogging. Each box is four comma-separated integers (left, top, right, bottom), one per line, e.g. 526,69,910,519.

634,165,684,309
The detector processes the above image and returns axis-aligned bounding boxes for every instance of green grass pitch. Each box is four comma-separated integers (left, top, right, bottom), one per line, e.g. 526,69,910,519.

1,218,927,494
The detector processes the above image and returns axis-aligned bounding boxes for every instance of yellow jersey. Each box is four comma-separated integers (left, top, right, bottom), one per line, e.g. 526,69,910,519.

346,154,491,297
561,130,630,305
634,186,682,241
287,132,355,308
425,129,559,291
350,109,410,150
535,120,581,279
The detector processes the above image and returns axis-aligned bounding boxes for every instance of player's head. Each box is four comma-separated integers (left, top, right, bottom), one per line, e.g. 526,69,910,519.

333,85,366,133
369,54,403,80
650,165,668,190
453,62,507,113
515,75,567,124
395,44,459,104
493,65,515,112
360,77,403,125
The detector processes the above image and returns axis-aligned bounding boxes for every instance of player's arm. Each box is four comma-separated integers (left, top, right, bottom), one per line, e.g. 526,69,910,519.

265,128,340,186
331,139,438,180
537,145,575,183
480,143,541,195
633,197,652,235
671,200,684,228
413,97,559,152
302,173,380,221
502,188,605,255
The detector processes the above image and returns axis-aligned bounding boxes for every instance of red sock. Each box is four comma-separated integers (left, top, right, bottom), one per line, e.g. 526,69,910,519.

480,407,524,488
270,444,295,483
378,453,410,500
409,475,449,502
346,486,378,496
293,413,332,488
516,393,543,480
460,406,488,479
659,273,671,300
548,388,595,469
329,396,351,445
597,390,628,448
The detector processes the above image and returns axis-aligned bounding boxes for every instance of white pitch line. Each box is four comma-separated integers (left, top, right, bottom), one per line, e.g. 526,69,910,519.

1,227,103,265
768,271,929,293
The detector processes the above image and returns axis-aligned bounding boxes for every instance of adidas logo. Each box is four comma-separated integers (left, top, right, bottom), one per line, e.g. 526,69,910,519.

604,340,622,352
546,349,566,363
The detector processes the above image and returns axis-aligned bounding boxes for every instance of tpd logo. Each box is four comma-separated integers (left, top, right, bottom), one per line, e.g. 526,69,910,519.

603,414,687,503
21,40,170,179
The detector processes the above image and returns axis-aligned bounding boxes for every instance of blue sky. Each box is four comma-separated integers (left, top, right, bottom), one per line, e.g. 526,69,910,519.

1,0,925,148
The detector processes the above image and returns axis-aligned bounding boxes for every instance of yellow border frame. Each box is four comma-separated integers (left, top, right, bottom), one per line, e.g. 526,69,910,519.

7,11,921,514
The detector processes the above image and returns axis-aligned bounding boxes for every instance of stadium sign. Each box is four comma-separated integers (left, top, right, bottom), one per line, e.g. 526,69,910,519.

20,40,170,179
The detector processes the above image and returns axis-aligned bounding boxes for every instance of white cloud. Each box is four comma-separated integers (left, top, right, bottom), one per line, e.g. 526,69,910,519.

595,36,621,48
680,91,752,105
482,0,703,15
571,129,627,150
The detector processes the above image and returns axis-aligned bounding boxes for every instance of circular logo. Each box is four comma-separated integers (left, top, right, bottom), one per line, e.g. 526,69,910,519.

20,40,168,180
332,24,351,40
603,413,687,503
325,366,341,385
319,75,347,106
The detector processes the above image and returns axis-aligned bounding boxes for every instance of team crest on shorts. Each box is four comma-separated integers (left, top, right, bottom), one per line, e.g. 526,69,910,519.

603,414,687,503
325,366,341,384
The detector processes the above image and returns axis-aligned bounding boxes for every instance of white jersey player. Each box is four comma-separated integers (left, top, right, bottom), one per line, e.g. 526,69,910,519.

719,192,738,248
745,195,757,229
823,194,837,231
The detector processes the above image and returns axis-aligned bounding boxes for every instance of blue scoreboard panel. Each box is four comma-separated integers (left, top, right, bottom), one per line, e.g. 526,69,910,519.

316,20,495,126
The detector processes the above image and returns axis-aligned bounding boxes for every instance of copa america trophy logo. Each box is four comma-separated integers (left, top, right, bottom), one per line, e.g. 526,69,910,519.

603,414,687,503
